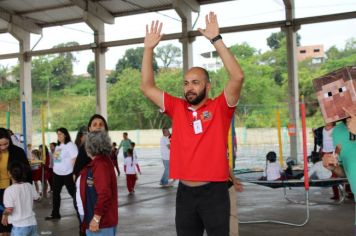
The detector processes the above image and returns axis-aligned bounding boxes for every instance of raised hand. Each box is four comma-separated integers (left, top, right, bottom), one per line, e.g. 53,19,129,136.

144,20,163,49
322,148,339,171
198,12,220,40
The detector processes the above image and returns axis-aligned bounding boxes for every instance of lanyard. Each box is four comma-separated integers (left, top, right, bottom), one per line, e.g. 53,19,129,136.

192,111,198,121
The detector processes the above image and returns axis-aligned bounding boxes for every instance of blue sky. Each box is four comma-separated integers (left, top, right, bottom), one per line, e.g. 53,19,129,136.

0,0,355,75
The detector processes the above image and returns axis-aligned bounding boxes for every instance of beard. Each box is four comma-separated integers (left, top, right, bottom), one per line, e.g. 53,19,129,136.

184,87,207,105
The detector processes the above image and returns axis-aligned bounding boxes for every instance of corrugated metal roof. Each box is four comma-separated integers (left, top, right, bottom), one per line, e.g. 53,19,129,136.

0,0,229,33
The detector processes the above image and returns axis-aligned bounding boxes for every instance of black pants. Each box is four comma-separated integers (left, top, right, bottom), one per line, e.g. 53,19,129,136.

175,182,230,236
51,172,76,217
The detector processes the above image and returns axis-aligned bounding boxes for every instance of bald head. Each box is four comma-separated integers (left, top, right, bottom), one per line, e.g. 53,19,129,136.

185,67,210,84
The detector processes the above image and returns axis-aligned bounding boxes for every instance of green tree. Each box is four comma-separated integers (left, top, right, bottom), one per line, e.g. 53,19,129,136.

0,65,9,87
0,68,18,101
325,46,341,60
52,42,79,62
115,47,159,75
298,59,326,116
108,68,182,129
345,37,356,53
31,56,53,92
47,42,78,90
50,54,74,90
50,96,96,131
230,42,257,59
87,61,95,78
108,68,151,129
267,31,301,50
156,44,182,68
260,37,288,85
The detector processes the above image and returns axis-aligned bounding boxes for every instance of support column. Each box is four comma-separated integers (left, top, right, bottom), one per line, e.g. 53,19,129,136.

85,13,107,120
180,18,194,73
284,0,300,163
10,25,32,146
174,0,199,73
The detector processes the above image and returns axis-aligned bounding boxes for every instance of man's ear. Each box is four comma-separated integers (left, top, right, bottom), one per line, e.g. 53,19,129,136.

206,83,212,92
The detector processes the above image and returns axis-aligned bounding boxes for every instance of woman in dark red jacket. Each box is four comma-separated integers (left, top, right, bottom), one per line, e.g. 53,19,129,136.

79,130,118,235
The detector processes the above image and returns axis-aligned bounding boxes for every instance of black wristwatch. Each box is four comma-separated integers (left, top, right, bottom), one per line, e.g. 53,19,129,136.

210,34,222,44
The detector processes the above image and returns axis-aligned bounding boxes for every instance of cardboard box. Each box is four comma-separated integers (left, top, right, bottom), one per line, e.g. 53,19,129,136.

313,66,356,123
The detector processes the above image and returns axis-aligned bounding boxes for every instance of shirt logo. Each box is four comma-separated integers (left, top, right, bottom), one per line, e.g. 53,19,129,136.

201,111,212,122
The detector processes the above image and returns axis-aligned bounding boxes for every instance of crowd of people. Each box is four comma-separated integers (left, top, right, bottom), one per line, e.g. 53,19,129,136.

0,10,355,236
0,114,145,236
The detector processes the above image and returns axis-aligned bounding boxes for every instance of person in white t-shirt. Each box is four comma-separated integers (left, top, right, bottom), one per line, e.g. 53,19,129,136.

302,155,332,180
2,162,40,236
262,151,283,181
321,122,335,153
159,128,171,186
131,142,138,161
45,127,78,221
320,122,341,200
124,148,141,195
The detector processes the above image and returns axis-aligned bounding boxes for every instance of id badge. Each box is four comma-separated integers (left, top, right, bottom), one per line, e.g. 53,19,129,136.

193,120,203,134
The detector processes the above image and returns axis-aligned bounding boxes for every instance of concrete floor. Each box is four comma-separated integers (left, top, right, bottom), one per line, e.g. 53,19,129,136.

34,164,354,236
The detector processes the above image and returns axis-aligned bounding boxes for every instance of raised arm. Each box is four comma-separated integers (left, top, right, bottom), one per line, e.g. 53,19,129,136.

141,20,164,109
198,12,244,106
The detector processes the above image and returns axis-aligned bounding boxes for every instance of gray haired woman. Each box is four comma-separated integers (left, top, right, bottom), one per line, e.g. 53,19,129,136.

77,130,118,236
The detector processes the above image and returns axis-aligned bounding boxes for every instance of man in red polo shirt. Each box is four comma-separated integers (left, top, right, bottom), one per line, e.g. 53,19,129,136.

141,11,244,236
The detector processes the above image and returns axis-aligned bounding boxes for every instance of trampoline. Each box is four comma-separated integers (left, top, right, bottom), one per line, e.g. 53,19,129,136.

235,169,348,226
236,169,347,189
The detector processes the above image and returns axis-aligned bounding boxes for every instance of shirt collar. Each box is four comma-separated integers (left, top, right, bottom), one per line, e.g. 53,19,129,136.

186,98,212,111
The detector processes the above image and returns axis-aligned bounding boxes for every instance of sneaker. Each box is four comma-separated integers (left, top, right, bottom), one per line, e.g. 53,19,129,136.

45,215,61,221
34,196,42,202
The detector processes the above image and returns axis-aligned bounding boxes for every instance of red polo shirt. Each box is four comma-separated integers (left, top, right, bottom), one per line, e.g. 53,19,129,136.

164,91,235,181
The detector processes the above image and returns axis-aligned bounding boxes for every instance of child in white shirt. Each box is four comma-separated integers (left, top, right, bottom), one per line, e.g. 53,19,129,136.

124,149,141,195
2,162,40,236
263,151,283,181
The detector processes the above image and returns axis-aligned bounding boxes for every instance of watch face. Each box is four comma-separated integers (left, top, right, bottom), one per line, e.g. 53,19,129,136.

350,133,356,141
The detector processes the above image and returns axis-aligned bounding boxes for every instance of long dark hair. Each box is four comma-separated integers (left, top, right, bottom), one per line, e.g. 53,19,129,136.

56,127,71,145
39,144,49,157
0,127,13,146
74,128,86,148
87,114,109,132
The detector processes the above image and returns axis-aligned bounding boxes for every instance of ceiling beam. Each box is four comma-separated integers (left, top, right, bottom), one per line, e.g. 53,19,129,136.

1,10,356,60
296,10,356,25
182,0,200,12
14,3,73,15
37,18,84,28
174,0,200,20
70,0,114,24
0,7,42,34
